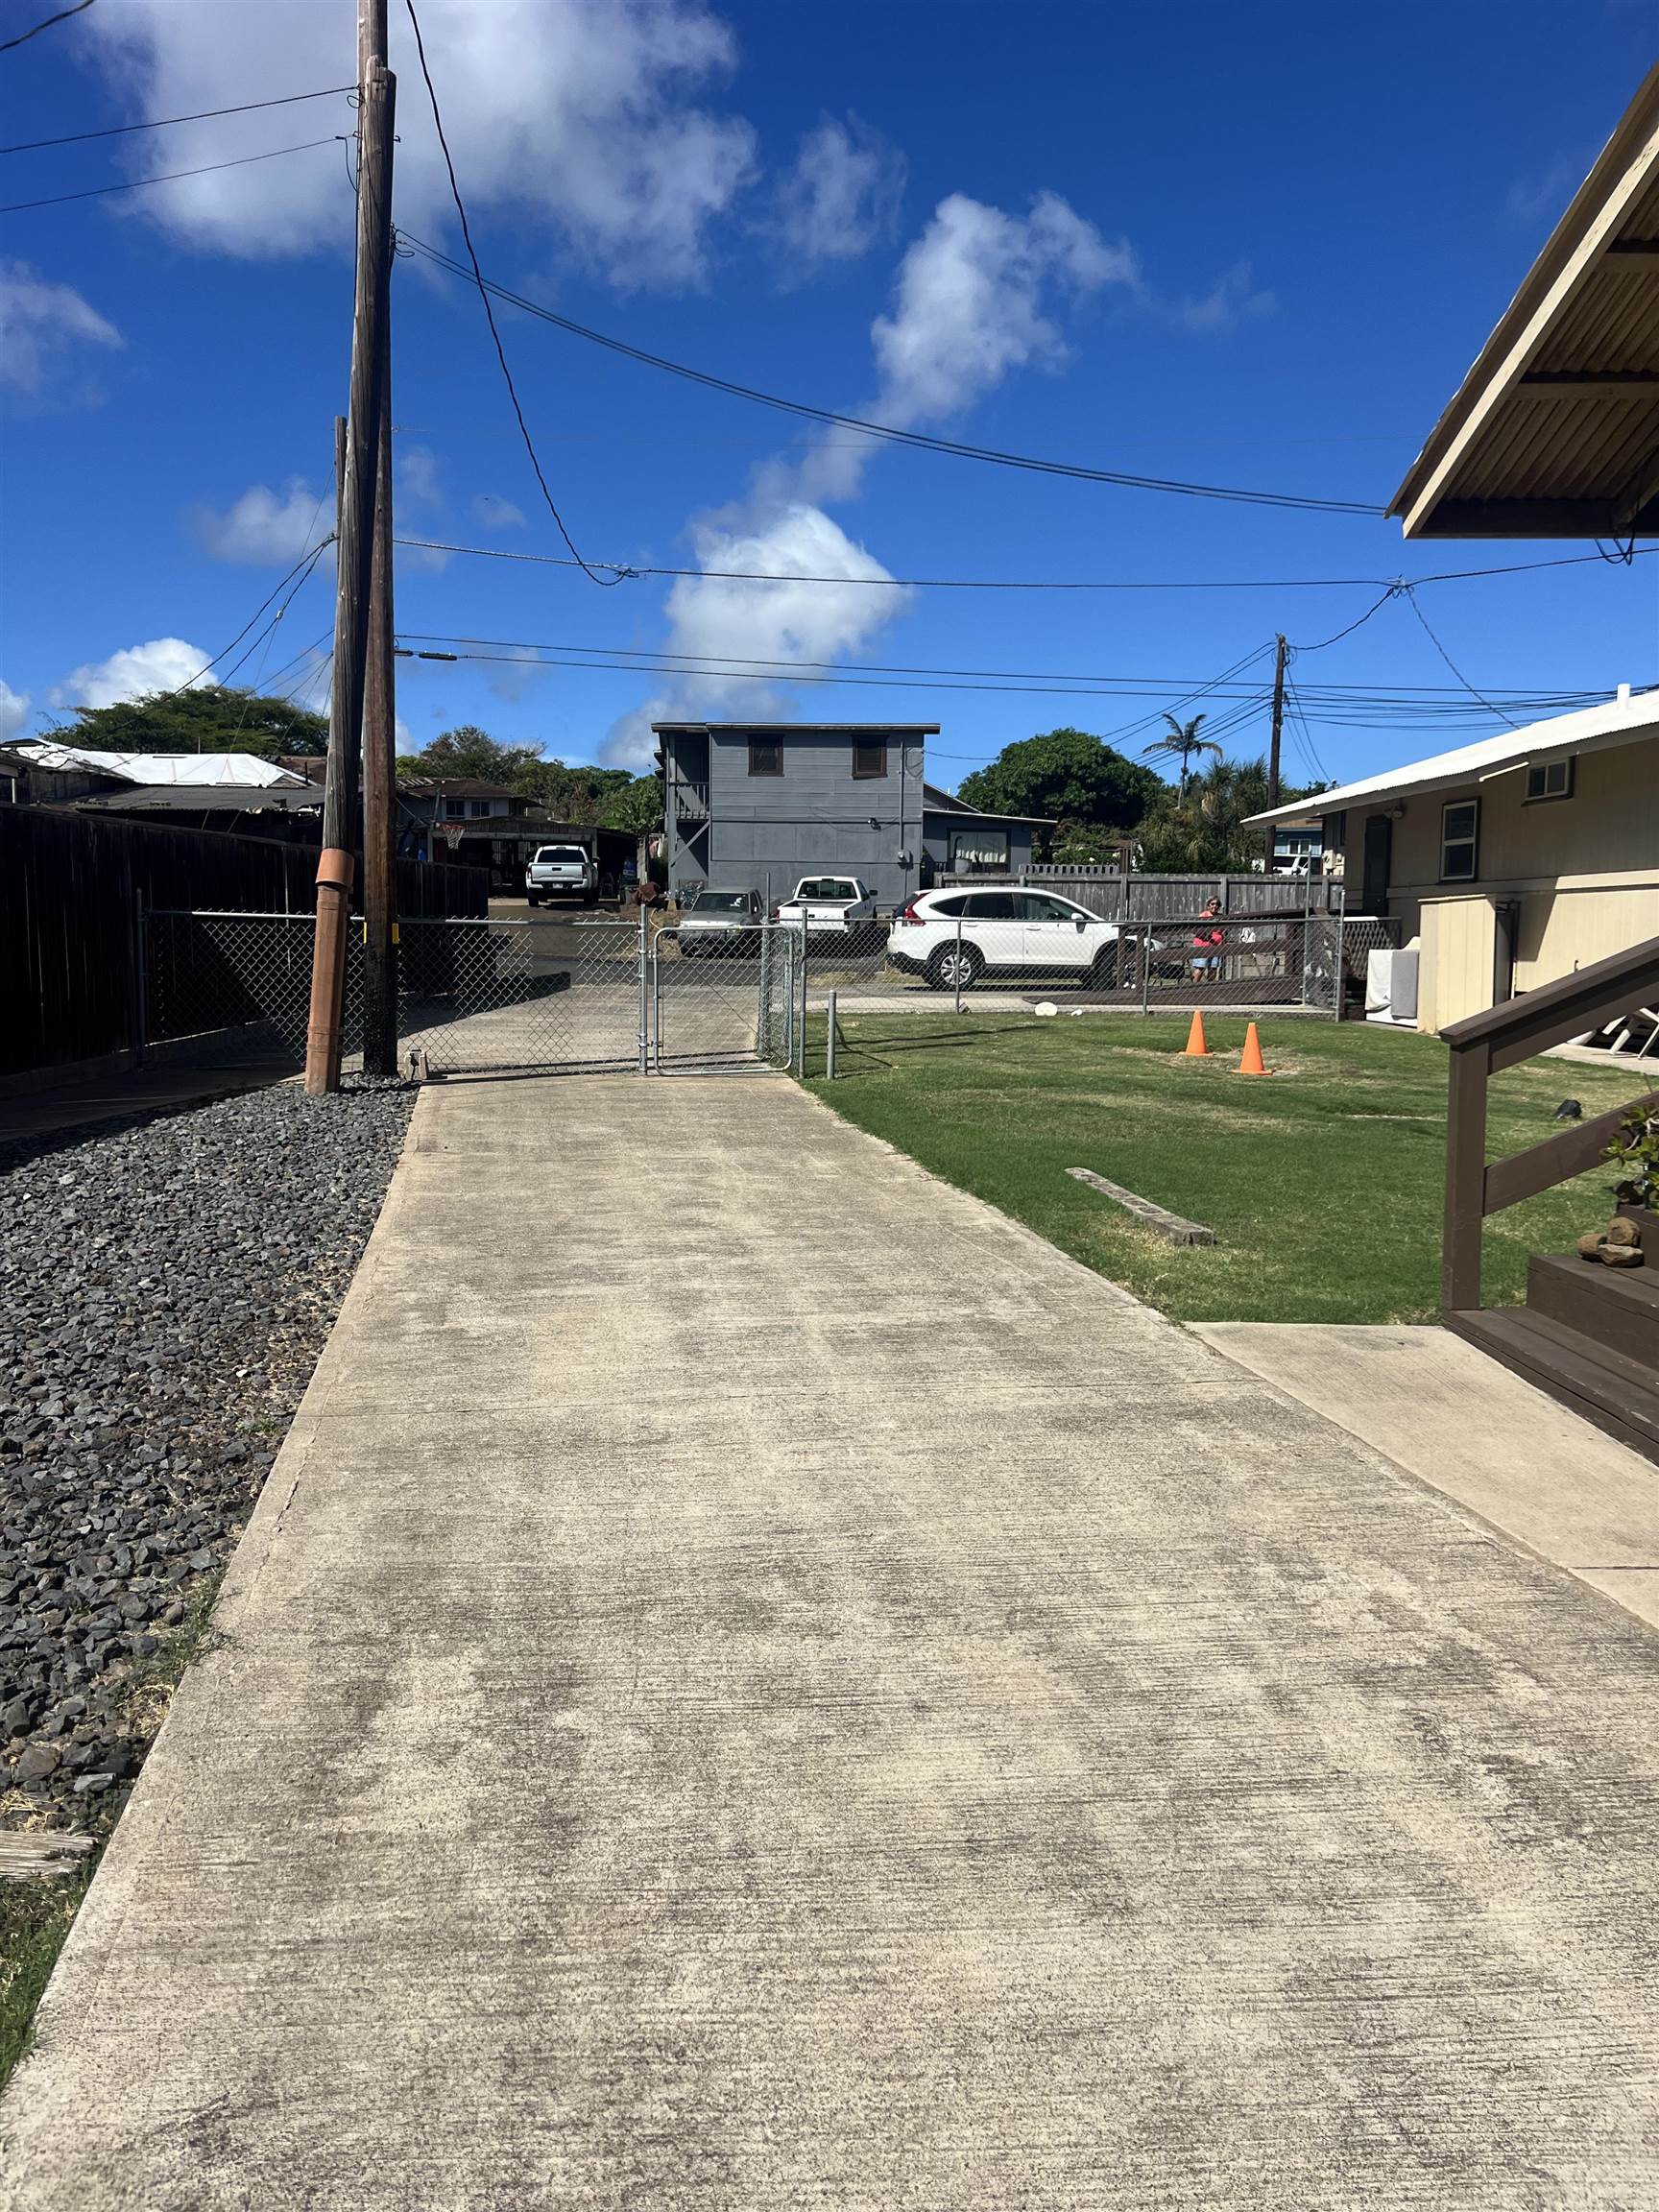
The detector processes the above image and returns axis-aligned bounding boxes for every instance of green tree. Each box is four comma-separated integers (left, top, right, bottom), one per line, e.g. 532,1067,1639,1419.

1141,711,1224,801
955,728,1166,845
396,725,545,784
597,772,663,835
1134,755,1324,873
48,684,328,757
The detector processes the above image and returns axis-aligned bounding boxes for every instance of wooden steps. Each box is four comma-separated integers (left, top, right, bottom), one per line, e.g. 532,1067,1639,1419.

1449,1247,1659,1466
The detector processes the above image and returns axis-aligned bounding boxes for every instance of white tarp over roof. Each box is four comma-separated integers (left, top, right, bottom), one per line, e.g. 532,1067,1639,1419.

1245,686,1659,828
16,742,306,788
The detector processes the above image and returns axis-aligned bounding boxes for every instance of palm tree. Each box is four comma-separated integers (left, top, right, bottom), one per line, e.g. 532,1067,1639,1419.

1142,711,1224,802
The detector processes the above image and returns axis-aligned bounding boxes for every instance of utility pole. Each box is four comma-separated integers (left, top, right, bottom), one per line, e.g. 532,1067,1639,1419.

359,0,398,1081
304,0,396,1094
360,257,397,1075
1263,631,1287,876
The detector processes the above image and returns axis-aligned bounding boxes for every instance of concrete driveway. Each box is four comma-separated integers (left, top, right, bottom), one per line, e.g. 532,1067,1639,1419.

5,1074,1656,2209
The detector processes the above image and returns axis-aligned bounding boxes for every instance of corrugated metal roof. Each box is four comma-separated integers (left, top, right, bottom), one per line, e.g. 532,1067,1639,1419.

1391,63,1659,538
17,743,306,788
1245,687,1659,826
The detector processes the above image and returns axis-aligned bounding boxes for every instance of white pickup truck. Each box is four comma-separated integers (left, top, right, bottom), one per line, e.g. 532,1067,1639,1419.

525,843,597,907
774,876,880,934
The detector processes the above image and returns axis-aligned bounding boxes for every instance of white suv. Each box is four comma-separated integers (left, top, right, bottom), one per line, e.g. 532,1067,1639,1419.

889,887,1123,991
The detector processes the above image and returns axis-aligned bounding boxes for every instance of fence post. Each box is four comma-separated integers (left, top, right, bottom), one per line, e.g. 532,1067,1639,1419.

1443,1040,1490,1312
129,887,148,1070
651,928,661,1071
1141,926,1152,1015
795,932,807,1078
637,908,649,1074
826,989,837,1079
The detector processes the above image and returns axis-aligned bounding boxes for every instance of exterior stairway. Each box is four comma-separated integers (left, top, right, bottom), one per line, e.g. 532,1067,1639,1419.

1438,933,1659,1472
1449,1210,1659,1464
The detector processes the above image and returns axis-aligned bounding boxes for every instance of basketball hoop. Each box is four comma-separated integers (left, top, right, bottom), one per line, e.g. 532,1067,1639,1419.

437,817,466,855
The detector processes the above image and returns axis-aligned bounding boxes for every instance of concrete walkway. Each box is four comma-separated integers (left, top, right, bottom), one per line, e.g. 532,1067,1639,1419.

5,1076,1658,2209
1196,1322,1659,1630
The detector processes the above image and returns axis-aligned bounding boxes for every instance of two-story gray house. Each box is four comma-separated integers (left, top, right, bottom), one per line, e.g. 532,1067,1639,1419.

655,722,937,909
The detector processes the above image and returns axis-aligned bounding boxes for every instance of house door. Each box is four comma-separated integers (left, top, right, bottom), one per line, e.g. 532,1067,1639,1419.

1360,814,1392,916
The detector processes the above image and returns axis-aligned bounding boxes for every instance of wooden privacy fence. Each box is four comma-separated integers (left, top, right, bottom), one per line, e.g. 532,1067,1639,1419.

936,869,1345,923
3,805,486,1080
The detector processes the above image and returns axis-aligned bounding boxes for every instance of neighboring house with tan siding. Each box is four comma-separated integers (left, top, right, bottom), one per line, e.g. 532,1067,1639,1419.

1247,688,1659,1033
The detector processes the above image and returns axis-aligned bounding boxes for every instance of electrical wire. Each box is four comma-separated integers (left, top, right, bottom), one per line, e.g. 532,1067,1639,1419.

0,83,355,155
390,530,1659,597
169,538,337,696
397,232,1386,518
1398,585,1521,730
0,132,341,213
400,0,622,588
0,0,94,55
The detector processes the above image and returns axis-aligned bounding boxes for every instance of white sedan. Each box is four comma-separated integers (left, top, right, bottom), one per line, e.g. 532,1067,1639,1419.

888,887,1124,991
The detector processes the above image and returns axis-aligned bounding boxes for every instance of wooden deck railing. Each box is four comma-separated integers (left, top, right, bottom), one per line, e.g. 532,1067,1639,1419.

1440,933,1659,1312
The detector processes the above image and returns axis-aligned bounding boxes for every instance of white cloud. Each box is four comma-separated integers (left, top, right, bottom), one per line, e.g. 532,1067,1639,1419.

772,114,904,275
472,493,527,532
192,477,329,565
603,501,907,766
1174,260,1274,333
0,260,123,397
0,680,30,742
609,187,1128,755
397,445,443,511
871,191,1137,430
393,445,450,570
84,0,757,284
50,638,212,712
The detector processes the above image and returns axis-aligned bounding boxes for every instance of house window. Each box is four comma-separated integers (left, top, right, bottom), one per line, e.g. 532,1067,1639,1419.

468,799,491,817
1440,799,1479,882
748,738,782,776
444,797,466,819
950,827,1009,873
852,739,887,779
1524,758,1575,803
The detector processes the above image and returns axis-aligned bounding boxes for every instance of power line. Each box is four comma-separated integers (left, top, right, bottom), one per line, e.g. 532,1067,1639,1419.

1399,585,1522,730
170,537,337,695
400,0,621,588
0,0,94,56
1293,588,1402,654
0,83,355,155
394,625,1601,706
395,644,1277,702
0,132,341,213
391,530,1659,597
397,231,1386,518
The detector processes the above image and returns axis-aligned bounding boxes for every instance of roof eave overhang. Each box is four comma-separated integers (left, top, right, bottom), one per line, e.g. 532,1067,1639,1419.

1389,61,1659,541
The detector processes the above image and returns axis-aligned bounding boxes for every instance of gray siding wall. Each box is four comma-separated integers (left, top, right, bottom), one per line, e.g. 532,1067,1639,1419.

666,730,926,907
922,814,1037,879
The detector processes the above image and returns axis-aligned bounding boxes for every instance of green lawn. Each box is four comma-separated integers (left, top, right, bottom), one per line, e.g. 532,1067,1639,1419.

804,1013,1640,1325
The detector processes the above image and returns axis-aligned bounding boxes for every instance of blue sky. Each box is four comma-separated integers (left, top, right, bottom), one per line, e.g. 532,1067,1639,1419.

3,0,1656,791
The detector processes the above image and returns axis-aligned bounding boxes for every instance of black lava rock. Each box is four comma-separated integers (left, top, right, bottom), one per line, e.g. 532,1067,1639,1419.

0,1082,412,1825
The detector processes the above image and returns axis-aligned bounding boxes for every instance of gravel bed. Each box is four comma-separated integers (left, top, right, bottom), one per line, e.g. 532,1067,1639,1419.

0,1080,414,1829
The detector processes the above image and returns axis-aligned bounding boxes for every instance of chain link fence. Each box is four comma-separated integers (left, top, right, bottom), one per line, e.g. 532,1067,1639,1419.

143,908,803,1078
145,909,363,1061
796,907,1349,1017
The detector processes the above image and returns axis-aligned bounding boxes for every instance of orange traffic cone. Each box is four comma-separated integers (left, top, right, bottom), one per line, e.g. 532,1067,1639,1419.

1237,1022,1271,1076
1181,1010,1211,1058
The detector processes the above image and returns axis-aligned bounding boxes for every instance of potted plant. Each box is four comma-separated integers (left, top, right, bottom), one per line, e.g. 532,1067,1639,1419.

1606,1100,1659,1235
